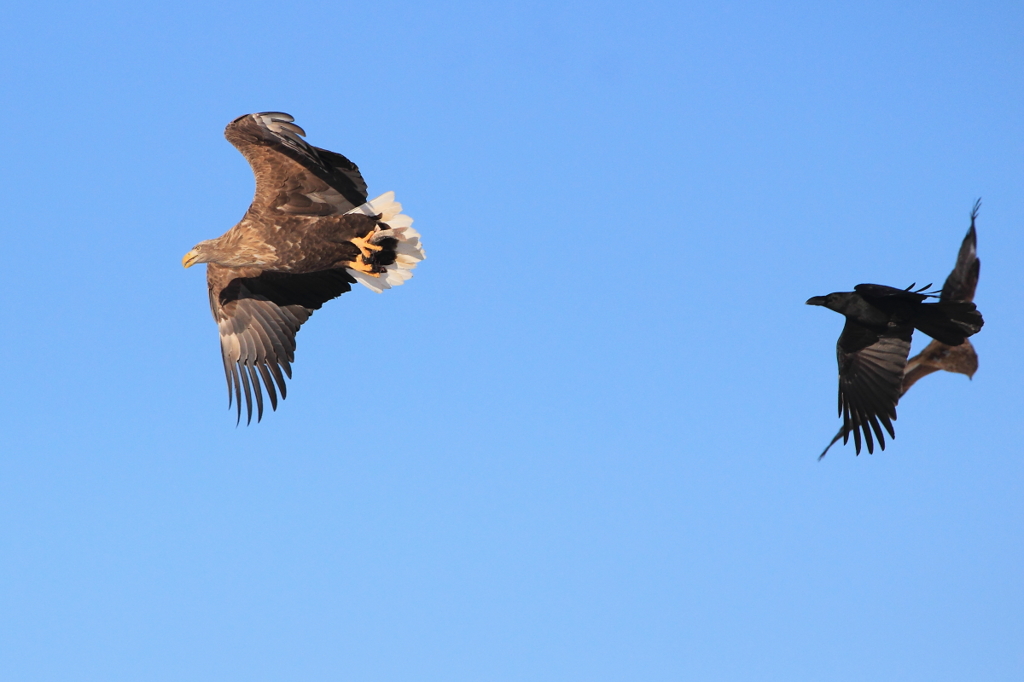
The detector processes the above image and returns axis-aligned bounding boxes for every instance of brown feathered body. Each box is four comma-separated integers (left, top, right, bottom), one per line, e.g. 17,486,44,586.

183,113,425,423
203,212,387,272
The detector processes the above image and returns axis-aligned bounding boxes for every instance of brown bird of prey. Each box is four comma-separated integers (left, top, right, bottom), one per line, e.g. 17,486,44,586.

901,200,981,394
183,112,425,423
812,202,983,458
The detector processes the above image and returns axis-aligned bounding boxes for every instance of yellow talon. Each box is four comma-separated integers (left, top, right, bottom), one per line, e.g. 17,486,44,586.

347,257,381,276
350,231,383,259
346,230,383,276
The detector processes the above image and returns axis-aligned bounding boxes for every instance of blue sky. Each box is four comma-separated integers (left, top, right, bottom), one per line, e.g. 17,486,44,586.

1,1,1022,679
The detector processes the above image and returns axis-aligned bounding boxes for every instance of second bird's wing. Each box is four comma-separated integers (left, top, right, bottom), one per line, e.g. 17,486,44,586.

940,201,980,304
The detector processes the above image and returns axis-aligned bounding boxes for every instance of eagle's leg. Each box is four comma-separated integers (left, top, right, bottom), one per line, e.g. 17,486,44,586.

351,230,383,259
345,230,384,276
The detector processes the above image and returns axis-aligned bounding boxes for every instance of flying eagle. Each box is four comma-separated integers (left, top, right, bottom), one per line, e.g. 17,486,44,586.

811,203,983,459
183,112,425,423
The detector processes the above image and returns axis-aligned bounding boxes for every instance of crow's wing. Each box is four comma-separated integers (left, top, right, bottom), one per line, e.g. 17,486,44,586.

854,283,930,303
832,320,912,456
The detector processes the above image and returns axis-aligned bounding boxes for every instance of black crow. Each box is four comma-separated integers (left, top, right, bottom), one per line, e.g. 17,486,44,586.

808,278,983,458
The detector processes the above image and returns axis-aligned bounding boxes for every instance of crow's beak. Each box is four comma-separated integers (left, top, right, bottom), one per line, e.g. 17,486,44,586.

806,296,827,306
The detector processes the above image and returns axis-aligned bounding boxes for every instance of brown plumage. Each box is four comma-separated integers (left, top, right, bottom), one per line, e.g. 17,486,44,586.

183,113,425,423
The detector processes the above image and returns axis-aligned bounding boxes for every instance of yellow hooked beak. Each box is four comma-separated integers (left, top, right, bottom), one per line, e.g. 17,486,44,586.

182,249,200,268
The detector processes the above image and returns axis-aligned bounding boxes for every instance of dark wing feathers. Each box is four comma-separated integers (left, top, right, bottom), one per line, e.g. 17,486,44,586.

833,321,911,456
207,264,355,424
854,283,929,303
225,112,368,216
313,147,370,203
940,203,979,303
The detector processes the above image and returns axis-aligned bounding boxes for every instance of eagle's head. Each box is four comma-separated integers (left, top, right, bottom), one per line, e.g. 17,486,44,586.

183,234,274,269
182,240,216,268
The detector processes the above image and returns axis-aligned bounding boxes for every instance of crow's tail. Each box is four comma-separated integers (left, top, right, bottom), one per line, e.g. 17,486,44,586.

913,301,984,346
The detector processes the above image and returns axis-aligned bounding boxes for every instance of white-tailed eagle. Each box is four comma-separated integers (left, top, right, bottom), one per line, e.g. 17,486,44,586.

183,112,425,423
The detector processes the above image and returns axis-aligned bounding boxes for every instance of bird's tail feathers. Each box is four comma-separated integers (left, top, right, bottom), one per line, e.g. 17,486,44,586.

913,301,984,346
345,192,426,293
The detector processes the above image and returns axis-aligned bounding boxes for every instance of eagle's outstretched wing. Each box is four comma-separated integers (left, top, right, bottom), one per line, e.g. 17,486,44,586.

206,264,355,424
225,112,368,217
939,200,980,304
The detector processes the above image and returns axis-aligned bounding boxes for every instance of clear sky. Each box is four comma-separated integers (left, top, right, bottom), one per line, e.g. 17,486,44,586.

1,1,1022,680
